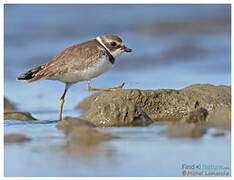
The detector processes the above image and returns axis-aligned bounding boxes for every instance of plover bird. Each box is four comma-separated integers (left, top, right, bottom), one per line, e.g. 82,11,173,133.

17,35,132,120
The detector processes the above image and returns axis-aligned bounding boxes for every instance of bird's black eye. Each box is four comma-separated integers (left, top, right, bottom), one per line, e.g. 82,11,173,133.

111,41,116,46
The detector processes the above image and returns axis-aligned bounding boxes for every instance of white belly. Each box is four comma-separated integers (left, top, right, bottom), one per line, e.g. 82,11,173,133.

51,56,113,83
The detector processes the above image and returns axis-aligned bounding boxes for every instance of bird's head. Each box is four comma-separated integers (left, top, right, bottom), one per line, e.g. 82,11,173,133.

96,35,132,58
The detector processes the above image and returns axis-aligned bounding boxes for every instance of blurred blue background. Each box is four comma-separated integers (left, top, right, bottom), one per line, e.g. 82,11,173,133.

4,4,231,114
4,4,231,113
4,4,231,177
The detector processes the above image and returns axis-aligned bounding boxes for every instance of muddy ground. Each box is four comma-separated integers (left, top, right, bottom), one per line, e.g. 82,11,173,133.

77,84,231,130
4,83,231,141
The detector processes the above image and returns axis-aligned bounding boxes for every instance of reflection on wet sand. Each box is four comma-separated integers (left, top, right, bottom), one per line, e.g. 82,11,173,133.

55,117,117,160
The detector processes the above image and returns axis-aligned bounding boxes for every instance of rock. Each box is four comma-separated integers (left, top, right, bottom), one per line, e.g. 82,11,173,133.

81,92,152,127
212,131,225,137
4,134,31,143
206,107,231,130
186,107,208,124
76,93,101,111
57,117,116,155
70,126,114,145
59,125,116,156
159,123,206,139
57,116,96,134
57,116,114,144
180,84,230,112
77,84,230,127
4,97,16,111
4,112,37,121
150,121,174,126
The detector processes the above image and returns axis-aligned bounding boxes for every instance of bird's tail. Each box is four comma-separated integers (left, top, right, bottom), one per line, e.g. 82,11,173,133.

16,65,44,83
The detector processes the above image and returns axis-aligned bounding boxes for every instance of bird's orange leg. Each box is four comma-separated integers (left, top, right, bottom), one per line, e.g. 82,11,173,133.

87,81,125,91
58,83,71,121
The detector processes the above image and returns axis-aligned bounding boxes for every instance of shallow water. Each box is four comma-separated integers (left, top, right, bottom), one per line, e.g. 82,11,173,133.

4,4,231,177
4,122,231,177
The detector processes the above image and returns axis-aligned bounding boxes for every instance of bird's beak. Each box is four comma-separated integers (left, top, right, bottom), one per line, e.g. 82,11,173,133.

122,46,132,53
